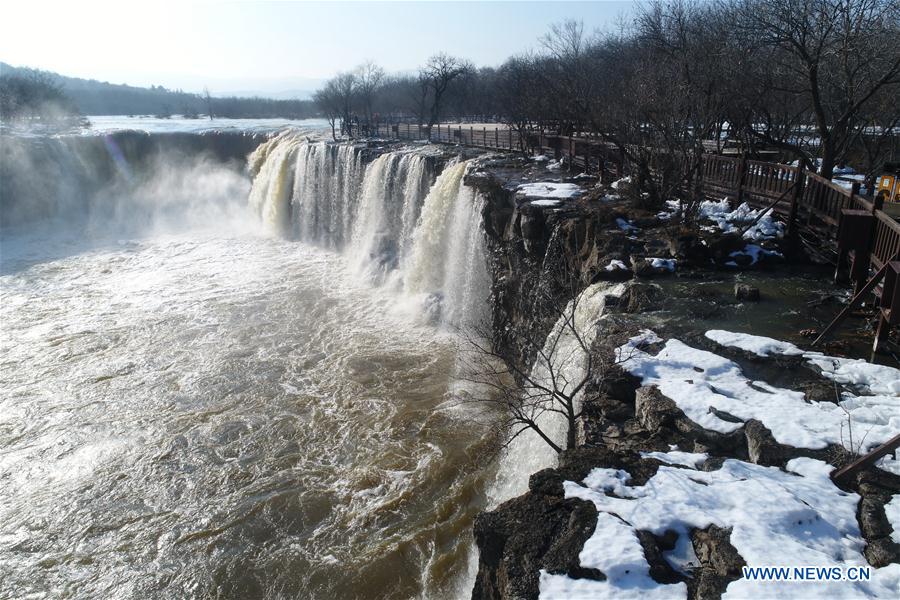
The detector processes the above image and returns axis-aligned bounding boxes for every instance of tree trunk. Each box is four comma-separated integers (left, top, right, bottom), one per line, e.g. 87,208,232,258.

820,137,836,180
566,419,577,450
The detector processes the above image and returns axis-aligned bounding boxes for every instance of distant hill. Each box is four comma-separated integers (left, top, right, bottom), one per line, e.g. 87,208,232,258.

0,62,318,118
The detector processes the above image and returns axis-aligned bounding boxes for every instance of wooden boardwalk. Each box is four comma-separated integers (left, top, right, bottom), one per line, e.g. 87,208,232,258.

354,122,900,274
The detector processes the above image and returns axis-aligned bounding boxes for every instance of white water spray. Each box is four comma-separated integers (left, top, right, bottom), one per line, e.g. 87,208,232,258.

247,134,489,328
403,160,490,327
487,282,626,504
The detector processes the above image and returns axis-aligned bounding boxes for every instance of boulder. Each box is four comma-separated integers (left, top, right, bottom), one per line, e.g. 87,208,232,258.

635,386,680,432
744,419,792,466
864,538,900,568
619,283,664,313
734,283,760,301
471,478,602,600
632,256,676,278
692,526,746,578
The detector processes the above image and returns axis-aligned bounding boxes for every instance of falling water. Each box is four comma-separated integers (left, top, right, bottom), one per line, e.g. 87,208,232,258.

403,160,491,328
349,151,430,280
246,133,489,328
1,126,497,600
487,282,626,504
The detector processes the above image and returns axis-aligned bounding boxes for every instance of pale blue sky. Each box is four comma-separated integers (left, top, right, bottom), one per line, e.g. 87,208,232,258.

1,1,635,96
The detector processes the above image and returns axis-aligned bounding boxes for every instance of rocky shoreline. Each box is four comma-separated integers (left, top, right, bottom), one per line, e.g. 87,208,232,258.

464,156,900,599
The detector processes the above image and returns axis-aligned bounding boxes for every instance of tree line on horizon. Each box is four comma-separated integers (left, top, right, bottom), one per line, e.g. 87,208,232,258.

0,64,318,123
316,0,899,206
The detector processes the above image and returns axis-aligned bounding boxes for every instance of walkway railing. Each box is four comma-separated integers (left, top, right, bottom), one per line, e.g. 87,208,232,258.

350,122,900,274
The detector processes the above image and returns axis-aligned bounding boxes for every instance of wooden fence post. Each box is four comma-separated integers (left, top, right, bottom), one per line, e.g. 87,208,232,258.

847,182,874,294
786,167,806,240
736,154,748,205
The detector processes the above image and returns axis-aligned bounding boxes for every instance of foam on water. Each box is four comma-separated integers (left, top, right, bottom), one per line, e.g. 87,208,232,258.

0,131,500,599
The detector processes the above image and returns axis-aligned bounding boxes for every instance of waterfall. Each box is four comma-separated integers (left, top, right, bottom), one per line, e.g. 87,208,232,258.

487,282,625,504
247,134,304,234
2,131,258,230
246,133,489,328
403,160,490,327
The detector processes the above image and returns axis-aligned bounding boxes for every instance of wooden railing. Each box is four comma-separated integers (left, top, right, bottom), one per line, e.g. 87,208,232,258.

871,212,900,270
350,122,900,274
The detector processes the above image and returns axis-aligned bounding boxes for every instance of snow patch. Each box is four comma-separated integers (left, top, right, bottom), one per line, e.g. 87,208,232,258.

705,330,900,396
700,199,785,240
554,457,900,599
517,182,584,199
657,199,681,220
640,450,708,468
705,330,804,357
649,258,676,271
616,217,639,233
605,259,628,272
885,495,900,545
540,511,688,599
728,244,783,266
610,176,631,190
616,332,900,450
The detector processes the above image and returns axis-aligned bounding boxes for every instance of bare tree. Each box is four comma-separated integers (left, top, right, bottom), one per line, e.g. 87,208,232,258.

315,72,358,138
419,53,473,133
313,80,343,140
0,70,78,124
459,269,634,453
736,0,900,179
203,87,213,120
354,61,385,130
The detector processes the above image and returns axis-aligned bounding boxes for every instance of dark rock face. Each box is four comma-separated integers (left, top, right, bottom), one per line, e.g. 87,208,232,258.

855,473,900,567
691,526,746,581
471,473,601,600
467,166,900,599
668,232,712,266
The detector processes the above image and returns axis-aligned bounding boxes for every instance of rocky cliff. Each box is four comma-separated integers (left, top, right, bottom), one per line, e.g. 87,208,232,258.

464,164,900,600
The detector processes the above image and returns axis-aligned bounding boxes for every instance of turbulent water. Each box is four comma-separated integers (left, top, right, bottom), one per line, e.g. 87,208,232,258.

0,129,498,599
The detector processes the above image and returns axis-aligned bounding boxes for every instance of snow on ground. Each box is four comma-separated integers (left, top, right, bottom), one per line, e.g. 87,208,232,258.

611,176,631,190
833,173,869,194
704,330,804,357
886,496,900,545
605,259,628,272
616,217,639,233
648,258,676,271
699,199,785,240
657,200,681,220
727,244,783,267
531,199,563,208
704,330,900,396
640,450,708,468
791,159,857,177
616,331,899,451
542,456,900,599
540,511,688,600
877,455,900,477
518,182,584,199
